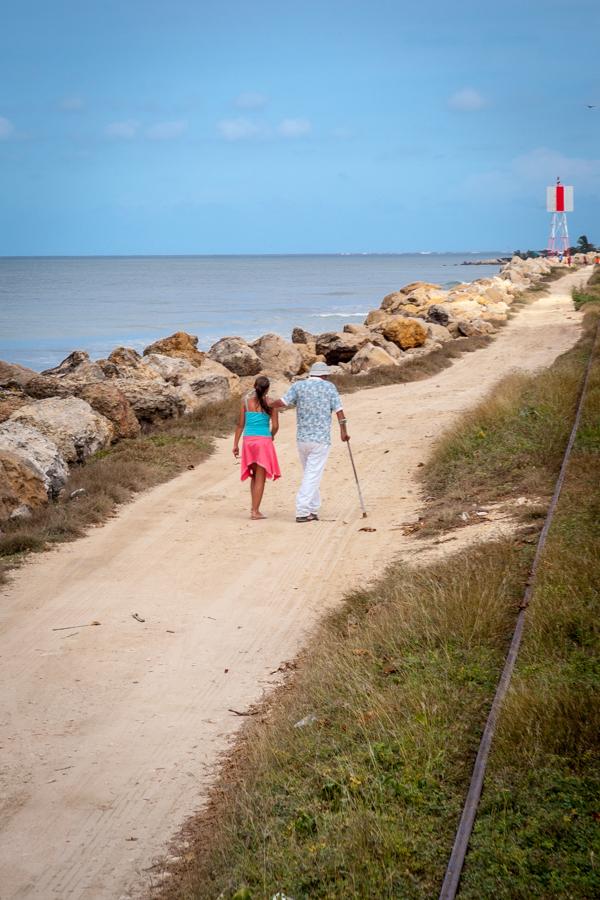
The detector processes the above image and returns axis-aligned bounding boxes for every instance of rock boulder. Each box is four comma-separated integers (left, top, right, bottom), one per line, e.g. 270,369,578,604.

404,338,443,358
296,343,322,374
381,317,428,350
41,351,106,385
143,332,205,367
10,397,114,464
403,286,445,308
75,383,141,440
141,353,195,383
400,281,443,294
291,327,316,345
0,421,69,496
113,379,187,423
199,358,240,394
315,332,370,365
107,347,144,371
207,337,261,376
368,334,404,359
343,323,372,336
349,343,399,374
251,334,303,379
181,362,236,410
426,305,452,327
427,323,453,343
364,309,389,329
0,450,48,522
0,360,67,400
457,319,495,337
381,291,407,312
140,354,237,412
0,389,29,423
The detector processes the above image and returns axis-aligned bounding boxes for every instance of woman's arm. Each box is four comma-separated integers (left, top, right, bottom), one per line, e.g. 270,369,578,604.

270,406,279,439
232,403,245,458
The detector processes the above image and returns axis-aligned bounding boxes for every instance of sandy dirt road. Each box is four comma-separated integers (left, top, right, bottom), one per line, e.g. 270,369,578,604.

0,269,590,899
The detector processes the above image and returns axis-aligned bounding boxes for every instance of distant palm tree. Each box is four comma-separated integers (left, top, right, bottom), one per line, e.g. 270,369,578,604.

576,235,596,253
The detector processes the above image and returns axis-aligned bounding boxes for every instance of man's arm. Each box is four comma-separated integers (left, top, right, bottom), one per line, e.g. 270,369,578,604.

336,408,350,441
330,384,349,442
271,383,296,411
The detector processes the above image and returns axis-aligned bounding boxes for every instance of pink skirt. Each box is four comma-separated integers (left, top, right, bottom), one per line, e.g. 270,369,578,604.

240,436,281,481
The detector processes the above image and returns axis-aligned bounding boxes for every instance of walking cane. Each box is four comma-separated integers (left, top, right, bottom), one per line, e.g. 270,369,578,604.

346,441,367,518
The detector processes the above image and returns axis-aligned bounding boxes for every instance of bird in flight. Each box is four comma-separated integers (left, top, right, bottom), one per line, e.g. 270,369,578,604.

586,104,597,108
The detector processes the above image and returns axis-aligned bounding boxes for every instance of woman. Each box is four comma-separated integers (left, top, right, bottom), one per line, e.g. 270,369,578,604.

233,375,281,519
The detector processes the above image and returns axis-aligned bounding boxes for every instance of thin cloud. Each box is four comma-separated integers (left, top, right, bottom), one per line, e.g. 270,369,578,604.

513,147,600,185
463,147,600,201
448,88,486,111
0,116,15,139
60,96,85,112
234,91,268,110
105,120,139,139
278,117,312,138
145,120,187,140
217,117,261,141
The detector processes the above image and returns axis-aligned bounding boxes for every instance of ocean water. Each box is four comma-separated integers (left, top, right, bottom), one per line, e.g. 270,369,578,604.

0,254,504,372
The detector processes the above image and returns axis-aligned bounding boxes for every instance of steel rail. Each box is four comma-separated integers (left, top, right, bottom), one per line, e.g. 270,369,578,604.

439,318,599,900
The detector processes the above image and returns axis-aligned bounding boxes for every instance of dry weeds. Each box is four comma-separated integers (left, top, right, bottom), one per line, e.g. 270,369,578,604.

417,304,600,536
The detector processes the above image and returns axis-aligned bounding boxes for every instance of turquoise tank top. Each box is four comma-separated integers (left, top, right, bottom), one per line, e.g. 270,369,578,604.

244,411,271,438
243,393,272,438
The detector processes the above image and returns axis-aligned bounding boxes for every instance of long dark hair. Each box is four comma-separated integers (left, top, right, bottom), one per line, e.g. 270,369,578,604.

254,376,271,416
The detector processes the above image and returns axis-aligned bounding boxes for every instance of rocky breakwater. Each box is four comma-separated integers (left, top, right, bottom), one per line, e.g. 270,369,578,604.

0,254,588,524
290,253,591,379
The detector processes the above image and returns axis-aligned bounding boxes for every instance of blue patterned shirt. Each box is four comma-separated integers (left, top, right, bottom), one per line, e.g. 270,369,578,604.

281,377,343,445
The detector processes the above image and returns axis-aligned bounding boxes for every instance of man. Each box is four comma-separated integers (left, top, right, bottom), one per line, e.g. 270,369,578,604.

273,361,350,522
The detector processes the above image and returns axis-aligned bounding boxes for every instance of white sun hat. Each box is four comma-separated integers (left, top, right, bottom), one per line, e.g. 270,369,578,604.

308,361,331,377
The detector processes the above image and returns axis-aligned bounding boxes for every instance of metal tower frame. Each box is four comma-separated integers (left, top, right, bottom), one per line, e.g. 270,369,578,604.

548,211,570,255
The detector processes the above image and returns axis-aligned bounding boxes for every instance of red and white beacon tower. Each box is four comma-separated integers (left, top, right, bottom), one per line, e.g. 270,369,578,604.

546,178,573,255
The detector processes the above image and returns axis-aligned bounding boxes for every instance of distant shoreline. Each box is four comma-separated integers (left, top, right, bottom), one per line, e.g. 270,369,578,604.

461,257,511,266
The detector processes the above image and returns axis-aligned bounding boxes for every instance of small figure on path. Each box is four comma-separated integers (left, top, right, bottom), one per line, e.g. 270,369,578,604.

272,362,349,522
233,376,280,520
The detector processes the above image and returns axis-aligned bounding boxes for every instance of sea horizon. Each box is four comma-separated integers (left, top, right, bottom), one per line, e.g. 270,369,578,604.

0,250,512,259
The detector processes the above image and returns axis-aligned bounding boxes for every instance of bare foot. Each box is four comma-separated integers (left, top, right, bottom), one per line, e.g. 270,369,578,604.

250,511,267,520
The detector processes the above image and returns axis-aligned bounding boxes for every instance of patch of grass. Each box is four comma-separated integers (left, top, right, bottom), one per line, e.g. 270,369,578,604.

419,305,600,534
458,387,600,899
573,265,600,309
159,541,531,900
545,266,572,282
0,396,240,583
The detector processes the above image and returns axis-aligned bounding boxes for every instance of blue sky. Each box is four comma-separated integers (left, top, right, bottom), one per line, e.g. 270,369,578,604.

1,0,599,255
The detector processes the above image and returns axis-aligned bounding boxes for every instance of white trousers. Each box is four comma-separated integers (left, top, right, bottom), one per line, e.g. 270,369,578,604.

296,441,330,517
